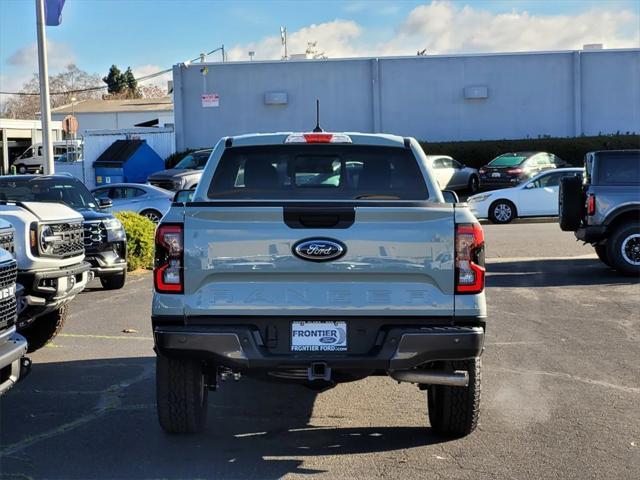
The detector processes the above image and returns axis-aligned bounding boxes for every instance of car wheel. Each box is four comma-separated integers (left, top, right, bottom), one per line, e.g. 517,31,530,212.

156,352,208,433
141,209,162,223
489,200,516,224
15,164,27,174
427,358,481,438
100,270,127,290
594,244,613,268
467,175,479,194
21,305,68,353
607,222,640,276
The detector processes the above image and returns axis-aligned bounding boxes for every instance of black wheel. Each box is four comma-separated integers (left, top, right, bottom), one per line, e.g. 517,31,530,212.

558,176,583,231
606,222,640,276
427,358,481,438
467,175,479,194
156,353,208,433
595,244,612,268
15,164,27,174
100,270,127,290
21,305,68,353
141,209,162,223
488,200,516,224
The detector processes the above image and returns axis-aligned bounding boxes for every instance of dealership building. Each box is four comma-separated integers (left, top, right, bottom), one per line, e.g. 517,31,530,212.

172,47,639,151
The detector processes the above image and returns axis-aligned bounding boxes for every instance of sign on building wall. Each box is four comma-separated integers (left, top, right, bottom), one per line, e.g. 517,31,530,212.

201,93,220,108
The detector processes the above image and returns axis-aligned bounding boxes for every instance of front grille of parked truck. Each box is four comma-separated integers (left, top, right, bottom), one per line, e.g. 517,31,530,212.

0,258,17,330
33,222,85,258
83,221,108,254
0,229,15,255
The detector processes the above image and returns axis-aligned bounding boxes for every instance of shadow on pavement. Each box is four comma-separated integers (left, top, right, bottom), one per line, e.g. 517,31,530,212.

1,357,443,479
487,257,639,288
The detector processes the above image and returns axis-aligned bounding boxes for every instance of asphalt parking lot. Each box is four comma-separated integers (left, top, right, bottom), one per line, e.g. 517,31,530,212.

1,222,638,480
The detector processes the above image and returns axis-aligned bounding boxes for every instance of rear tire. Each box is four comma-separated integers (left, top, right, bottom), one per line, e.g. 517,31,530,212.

427,358,481,437
558,176,583,231
595,244,612,268
467,175,479,194
141,209,162,223
100,270,127,290
21,305,68,353
606,222,640,276
488,200,516,224
156,353,208,433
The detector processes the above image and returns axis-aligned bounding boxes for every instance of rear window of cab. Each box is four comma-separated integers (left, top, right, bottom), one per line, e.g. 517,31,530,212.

594,151,640,185
207,145,429,200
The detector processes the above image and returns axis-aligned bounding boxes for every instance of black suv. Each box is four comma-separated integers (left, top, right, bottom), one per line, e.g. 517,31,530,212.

0,175,128,289
479,151,566,189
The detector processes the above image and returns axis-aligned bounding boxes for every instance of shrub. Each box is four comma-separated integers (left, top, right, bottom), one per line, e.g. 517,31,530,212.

114,211,156,271
419,134,640,169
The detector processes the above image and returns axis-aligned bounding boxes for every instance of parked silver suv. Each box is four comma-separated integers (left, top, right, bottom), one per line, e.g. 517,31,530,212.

559,149,640,275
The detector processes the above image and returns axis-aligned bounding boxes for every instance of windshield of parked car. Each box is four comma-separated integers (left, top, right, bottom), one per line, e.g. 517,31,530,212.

208,145,429,200
175,151,210,170
487,154,528,167
0,177,98,210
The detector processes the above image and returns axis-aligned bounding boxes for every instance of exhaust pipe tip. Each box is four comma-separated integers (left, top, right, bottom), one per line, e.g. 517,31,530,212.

388,369,469,387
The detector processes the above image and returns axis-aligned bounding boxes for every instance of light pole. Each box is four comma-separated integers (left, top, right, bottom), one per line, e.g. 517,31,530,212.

35,0,54,174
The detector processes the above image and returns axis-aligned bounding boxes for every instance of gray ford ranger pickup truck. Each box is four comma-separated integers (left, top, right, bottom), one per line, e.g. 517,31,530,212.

559,150,639,276
152,132,487,437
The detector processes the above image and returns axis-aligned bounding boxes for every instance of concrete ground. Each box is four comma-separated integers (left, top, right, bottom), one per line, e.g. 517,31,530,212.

1,222,638,480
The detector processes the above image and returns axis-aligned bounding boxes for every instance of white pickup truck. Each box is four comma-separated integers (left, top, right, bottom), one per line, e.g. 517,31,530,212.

152,132,487,437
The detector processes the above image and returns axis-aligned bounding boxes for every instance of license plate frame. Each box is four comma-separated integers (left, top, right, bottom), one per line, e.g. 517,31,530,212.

491,172,501,178
291,321,347,352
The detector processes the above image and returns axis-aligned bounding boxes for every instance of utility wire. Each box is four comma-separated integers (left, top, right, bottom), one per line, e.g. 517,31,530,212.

0,46,224,96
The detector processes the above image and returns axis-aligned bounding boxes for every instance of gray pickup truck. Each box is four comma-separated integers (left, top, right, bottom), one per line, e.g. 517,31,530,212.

559,149,639,275
152,132,487,437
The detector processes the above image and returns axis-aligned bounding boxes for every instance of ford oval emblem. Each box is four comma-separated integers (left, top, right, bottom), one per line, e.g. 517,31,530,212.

293,238,346,262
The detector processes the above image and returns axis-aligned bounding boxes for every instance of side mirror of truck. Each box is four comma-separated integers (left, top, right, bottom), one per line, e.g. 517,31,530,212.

441,190,459,204
174,189,194,203
97,198,112,209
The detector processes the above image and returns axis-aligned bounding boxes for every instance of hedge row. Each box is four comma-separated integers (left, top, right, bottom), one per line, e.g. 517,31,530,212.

419,134,639,169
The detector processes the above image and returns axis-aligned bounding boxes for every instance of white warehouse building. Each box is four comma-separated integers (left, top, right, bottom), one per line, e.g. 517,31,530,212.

171,48,640,150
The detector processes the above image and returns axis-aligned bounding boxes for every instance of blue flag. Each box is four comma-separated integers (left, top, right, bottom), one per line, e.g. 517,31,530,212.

44,0,66,26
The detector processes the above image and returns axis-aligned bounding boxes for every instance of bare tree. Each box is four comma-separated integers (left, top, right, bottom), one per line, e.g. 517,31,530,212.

1,64,102,119
305,41,327,59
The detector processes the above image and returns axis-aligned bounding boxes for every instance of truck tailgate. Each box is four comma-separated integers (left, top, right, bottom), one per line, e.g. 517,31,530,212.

182,204,454,317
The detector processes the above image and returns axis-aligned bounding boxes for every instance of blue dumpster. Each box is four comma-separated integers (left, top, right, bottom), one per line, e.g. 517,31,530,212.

93,139,164,186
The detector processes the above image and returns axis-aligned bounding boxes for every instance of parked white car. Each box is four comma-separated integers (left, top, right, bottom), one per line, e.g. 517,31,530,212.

12,140,83,174
468,168,583,224
425,155,480,193
91,183,173,223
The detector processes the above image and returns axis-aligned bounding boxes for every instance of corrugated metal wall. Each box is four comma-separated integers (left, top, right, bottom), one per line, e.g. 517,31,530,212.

56,127,175,188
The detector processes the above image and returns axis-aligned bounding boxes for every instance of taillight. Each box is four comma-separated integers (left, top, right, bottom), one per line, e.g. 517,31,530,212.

455,223,485,294
587,194,596,216
506,168,523,175
154,224,183,293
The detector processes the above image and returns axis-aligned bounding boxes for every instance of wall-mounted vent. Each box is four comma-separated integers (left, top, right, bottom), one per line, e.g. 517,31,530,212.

265,92,288,105
464,86,488,100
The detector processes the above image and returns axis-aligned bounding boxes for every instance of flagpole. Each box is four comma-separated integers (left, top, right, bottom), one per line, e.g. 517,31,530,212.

36,0,54,175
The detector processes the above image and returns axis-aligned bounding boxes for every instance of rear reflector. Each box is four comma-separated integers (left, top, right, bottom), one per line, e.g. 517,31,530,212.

285,133,352,144
455,223,485,294
587,194,596,216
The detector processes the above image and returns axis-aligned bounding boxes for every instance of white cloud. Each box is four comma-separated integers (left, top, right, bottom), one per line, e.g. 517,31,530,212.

131,64,171,90
7,41,75,71
226,1,640,61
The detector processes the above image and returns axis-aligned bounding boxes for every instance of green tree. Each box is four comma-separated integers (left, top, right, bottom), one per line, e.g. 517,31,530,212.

102,65,126,94
123,67,140,98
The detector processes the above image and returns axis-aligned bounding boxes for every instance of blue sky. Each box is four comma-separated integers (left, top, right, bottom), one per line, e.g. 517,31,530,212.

1,0,639,95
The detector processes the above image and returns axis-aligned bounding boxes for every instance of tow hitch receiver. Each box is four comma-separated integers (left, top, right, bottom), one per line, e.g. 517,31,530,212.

308,362,331,381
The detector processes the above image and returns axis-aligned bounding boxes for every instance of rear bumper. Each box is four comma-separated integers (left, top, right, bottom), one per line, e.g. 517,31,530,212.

575,225,607,243
0,327,29,395
479,176,522,189
154,324,485,371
